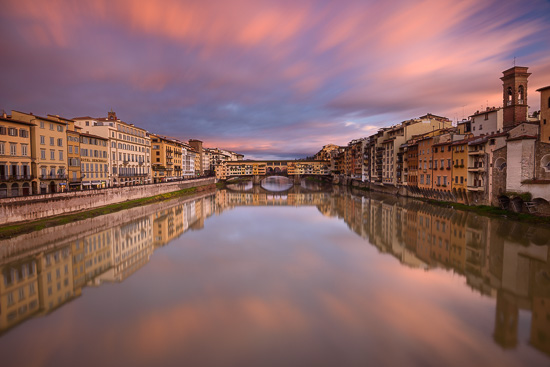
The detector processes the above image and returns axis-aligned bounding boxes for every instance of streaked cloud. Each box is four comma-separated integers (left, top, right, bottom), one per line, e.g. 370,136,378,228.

0,0,549,158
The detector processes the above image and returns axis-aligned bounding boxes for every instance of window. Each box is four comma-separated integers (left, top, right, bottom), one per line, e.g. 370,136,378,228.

8,127,17,136
41,149,46,159
68,145,73,154
21,144,28,156
57,138,63,147
19,129,28,138
0,142,4,155
59,151,63,161
57,125,64,132
50,137,54,146
10,143,16,156
75,147,78,154
50,123,54,130
479,124,483,130
50,150,55,160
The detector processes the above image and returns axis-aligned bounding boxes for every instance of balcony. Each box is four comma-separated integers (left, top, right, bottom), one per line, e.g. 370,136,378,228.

119,173,148,177
467,185,484,192
40,174,67,180
468,150,485,156
0,174,34,181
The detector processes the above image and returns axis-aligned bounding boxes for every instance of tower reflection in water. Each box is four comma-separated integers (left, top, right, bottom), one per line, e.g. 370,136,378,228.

0,186,549,357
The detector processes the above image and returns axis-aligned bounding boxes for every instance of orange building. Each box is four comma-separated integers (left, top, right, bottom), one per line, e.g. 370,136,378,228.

432,140,453,191
417,136,434,189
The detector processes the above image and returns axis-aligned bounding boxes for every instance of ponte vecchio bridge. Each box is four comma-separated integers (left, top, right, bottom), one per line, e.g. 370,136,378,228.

215,160,331,184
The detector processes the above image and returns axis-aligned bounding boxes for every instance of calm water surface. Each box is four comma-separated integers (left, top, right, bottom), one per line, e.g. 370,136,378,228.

1,178,549,367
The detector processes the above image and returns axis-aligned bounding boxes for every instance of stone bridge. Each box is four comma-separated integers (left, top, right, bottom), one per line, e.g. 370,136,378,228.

217,159,331,185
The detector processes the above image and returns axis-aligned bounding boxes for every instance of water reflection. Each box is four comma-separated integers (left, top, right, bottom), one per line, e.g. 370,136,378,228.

0,187,549,366
260,176,293,191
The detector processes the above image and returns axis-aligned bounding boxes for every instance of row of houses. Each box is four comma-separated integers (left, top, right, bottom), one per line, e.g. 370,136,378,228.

318,66,550,212
0,109,243,197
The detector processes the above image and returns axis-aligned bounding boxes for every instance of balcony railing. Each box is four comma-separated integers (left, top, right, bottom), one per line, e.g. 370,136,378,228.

40,174,67,180
118,173,148,177
0,174,34,181
467,185,484,192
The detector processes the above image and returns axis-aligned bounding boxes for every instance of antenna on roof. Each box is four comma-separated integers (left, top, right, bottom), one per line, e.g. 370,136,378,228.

513,56,516,67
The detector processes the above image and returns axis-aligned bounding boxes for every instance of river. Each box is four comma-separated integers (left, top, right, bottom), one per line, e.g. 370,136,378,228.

1,178,549,367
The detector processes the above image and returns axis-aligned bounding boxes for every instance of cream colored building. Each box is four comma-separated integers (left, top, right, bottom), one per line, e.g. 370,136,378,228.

74,110,151,186
80,132,109,189
182,143,196,178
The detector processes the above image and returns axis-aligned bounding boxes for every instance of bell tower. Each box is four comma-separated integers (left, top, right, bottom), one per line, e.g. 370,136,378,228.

501,66,531,130
107,108,117,121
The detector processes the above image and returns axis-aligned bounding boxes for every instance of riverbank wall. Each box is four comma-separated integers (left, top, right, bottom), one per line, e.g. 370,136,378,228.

0,177,216,226
346,178,550,216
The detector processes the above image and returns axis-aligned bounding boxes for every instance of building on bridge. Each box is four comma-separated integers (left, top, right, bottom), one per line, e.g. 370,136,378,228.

216,160,330,180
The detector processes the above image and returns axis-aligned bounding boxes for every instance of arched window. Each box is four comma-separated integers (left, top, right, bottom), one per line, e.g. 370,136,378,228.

542,154,550,172
11,183,19,197
495,157,507,171
518,85,524,104
507,87,513,105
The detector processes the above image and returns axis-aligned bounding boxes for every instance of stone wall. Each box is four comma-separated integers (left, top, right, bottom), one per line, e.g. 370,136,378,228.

491,147,508,206
0,178,215,226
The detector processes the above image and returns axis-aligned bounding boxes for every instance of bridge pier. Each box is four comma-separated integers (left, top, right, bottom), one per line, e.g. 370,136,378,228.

294,174,301,185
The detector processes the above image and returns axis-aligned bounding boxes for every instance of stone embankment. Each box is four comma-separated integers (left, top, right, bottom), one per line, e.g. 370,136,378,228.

0,177,215,226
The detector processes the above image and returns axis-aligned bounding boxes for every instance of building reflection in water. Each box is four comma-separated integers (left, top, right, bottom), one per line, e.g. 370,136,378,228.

0,186,549,358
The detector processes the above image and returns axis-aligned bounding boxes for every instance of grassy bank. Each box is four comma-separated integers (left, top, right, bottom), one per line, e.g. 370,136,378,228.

424,198,550,226
0,183,216,240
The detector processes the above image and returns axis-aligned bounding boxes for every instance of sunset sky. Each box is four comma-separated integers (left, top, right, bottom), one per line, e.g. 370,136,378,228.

1,0,549,159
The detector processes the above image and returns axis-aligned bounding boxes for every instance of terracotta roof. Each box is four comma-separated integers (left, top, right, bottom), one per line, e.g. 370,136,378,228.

0,116,36,126
80,132,108,140
506,135,537,142
536,86,550,92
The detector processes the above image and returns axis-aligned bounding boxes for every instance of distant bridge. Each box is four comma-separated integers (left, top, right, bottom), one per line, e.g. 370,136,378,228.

216,160,331,184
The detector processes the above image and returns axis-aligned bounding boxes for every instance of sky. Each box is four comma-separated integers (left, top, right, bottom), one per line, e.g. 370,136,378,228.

1,0,549,159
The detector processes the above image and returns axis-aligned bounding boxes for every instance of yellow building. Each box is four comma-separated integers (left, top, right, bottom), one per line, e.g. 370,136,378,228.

0,114,33,197
287,160,330,175
451,138,470,194
12,111,68,194
36,246,75,312
216,161,267,179
80,133,109,189
63,119,82,191
151,135,184,182
0,257,39,333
